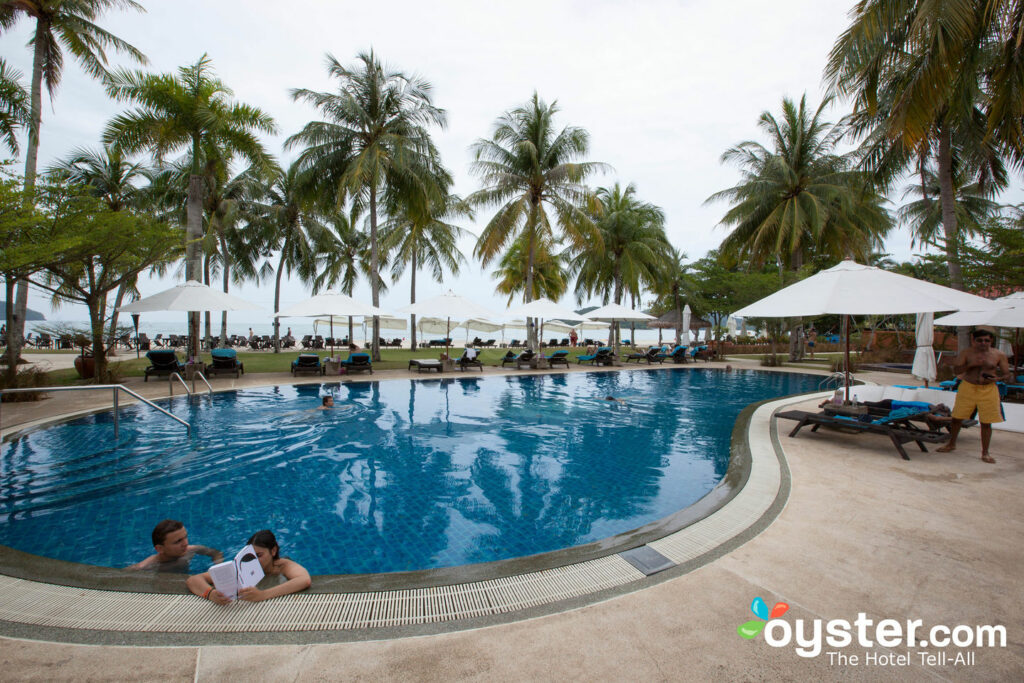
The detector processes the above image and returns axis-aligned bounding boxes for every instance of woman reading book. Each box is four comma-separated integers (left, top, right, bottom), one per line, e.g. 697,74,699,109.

186,529,311,605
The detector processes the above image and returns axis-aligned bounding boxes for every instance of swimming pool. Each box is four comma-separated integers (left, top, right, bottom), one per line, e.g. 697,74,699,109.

0,369,821,575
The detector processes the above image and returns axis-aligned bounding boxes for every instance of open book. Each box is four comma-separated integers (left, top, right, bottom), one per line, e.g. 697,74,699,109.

208,544,265,601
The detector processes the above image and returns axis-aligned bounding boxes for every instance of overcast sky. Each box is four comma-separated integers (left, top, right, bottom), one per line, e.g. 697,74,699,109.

2,0,1001,325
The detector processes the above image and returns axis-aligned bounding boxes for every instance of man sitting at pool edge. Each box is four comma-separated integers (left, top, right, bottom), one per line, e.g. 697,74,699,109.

128,519,223,571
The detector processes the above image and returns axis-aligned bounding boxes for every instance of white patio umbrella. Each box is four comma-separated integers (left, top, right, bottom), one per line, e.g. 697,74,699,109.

733,260,1000,400
461,318,504,345
505,298,590,349
417,317,452,337
275,291,387,356
936,291,1024,365
727,315,737,338
118,280,263,358
585,302,655,353
911,313,937,386
398,290,498,357
681,304,692,347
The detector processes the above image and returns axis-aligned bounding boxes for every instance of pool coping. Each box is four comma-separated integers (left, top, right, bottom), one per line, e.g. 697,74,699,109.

0,369,823,644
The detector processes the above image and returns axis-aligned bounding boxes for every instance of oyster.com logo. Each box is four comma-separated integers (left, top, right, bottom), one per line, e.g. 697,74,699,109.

738,596,789,640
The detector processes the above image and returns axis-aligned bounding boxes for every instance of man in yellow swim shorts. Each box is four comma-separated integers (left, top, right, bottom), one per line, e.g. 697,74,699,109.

936,328,1009,463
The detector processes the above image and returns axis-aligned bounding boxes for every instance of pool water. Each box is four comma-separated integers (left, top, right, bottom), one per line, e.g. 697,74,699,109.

0,369,820,575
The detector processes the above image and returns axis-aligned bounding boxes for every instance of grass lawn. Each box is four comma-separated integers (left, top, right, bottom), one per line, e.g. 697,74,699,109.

29,346,593,385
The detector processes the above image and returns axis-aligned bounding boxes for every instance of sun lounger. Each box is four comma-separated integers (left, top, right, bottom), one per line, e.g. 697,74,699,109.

291,354,324,376
667,345,688,363
546,350,570,367
409,358,443,373
776,409,949,460
500,350,517,367
206,348,244,378
340,352,373,374
576,346,614,365
144,350,185,381
514,349,536,369
456,348,483,372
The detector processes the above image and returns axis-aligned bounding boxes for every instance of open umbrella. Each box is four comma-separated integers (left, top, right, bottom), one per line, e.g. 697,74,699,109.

734,260,999,400
276,291,387,356
118,280,263,359
584,302,655,353
461,318,504,345
505,298,590,350
935,291,1024,364
398,290,497,358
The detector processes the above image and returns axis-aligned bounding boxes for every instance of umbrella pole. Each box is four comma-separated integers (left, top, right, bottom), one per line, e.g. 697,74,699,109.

330,316,335,357
844,314,851,402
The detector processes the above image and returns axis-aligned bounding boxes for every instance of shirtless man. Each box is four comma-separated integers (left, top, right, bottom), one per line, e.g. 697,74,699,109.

128,520,222,571
936,328,1009,463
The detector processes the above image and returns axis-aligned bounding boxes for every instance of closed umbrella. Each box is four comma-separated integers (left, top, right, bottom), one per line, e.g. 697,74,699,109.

912,313,937,386
681,305,692,347
118,280,263,359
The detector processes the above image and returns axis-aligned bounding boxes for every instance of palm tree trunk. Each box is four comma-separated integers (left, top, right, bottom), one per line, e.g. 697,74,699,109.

273,250,286,353
525,221,536,349
219,231,230,349
369,184,380,361
106,283,128,352
186,173,203,359
89,296,108,384
673,285,682,346
4,278,22,382
409,249,418,351
937,124,968,351
10,21,49,365
203,257,212,349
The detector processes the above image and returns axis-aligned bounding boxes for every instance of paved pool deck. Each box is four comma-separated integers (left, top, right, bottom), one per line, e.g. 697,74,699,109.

1,358,1021,680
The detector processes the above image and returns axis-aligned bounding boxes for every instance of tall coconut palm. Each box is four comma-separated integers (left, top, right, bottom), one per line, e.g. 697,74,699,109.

103,55,277,358
468,93,607,348
287,50,446,361
899,164,1002,249
0,59,29,155
649,246,691,346
824,0,1020,297
0,0,147,188
707,95,890,271
245,160,332,351
380,175,471,351
49,142,150,342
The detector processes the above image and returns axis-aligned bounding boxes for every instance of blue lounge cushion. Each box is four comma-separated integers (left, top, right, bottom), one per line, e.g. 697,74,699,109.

211,348,236,360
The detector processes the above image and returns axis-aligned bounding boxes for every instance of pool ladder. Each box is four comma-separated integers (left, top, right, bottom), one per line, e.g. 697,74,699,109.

0,384,192,441
169,370,212,400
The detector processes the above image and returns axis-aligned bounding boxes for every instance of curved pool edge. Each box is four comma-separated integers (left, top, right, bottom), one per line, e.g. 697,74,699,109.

0,386,831,645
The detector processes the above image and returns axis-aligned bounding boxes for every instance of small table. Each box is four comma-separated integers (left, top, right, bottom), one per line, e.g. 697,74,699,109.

184,362,206,380
323,360,341,375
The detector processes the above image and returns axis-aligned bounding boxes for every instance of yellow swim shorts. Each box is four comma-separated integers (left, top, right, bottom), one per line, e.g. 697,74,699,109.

951,381,1004,424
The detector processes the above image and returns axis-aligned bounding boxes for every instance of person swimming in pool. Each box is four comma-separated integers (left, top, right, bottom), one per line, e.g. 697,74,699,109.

320,395,334,409
128,519,223,572
604,395,626,405
186,529,311,605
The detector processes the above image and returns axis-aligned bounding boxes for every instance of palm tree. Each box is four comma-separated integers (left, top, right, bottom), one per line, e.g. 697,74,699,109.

492,235,569,306
468,92,607,348
0,59,29,155
49,143,150,343
707,95,890,271
287,50,446,361
824,0,1020,297
899,165,1001,249
649,246,691,346
246,160,330,351
0,0,147,188
380,175,471,351
103,55,277,358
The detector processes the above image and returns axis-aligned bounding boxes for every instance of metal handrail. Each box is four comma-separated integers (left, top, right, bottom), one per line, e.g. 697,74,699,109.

168,372,191,397
0,384,191,441
168,370,213,399
192,370,213,397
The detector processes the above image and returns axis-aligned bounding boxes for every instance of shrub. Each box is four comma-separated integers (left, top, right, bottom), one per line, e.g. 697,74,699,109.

0,366,51,402
760,353,783,367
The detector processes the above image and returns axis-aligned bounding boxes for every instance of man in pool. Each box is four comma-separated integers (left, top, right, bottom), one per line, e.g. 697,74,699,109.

128,520,223,572
320,395,334,409
937,328,1009,463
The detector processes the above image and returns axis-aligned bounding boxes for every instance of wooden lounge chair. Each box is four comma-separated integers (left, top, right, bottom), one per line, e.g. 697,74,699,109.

206,348,244,378
500,350,517,367
340,352,373,374
514,349,535,369
577,346,614,365
626,347,667,364
668,345,688,363
776,409,949,460
144,349,184,382
409,358,443,372
546,350,570,368
291,354,324,376
456,348,483,372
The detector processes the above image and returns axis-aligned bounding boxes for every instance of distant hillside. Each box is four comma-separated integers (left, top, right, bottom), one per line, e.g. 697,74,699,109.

0,303,45,321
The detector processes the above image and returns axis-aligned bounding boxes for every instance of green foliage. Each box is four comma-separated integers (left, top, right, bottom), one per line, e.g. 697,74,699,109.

708,94,891,271
961,212,1024,293
492,235,568,305
0,363,50,401
0,59,29,154
687,253,780,332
